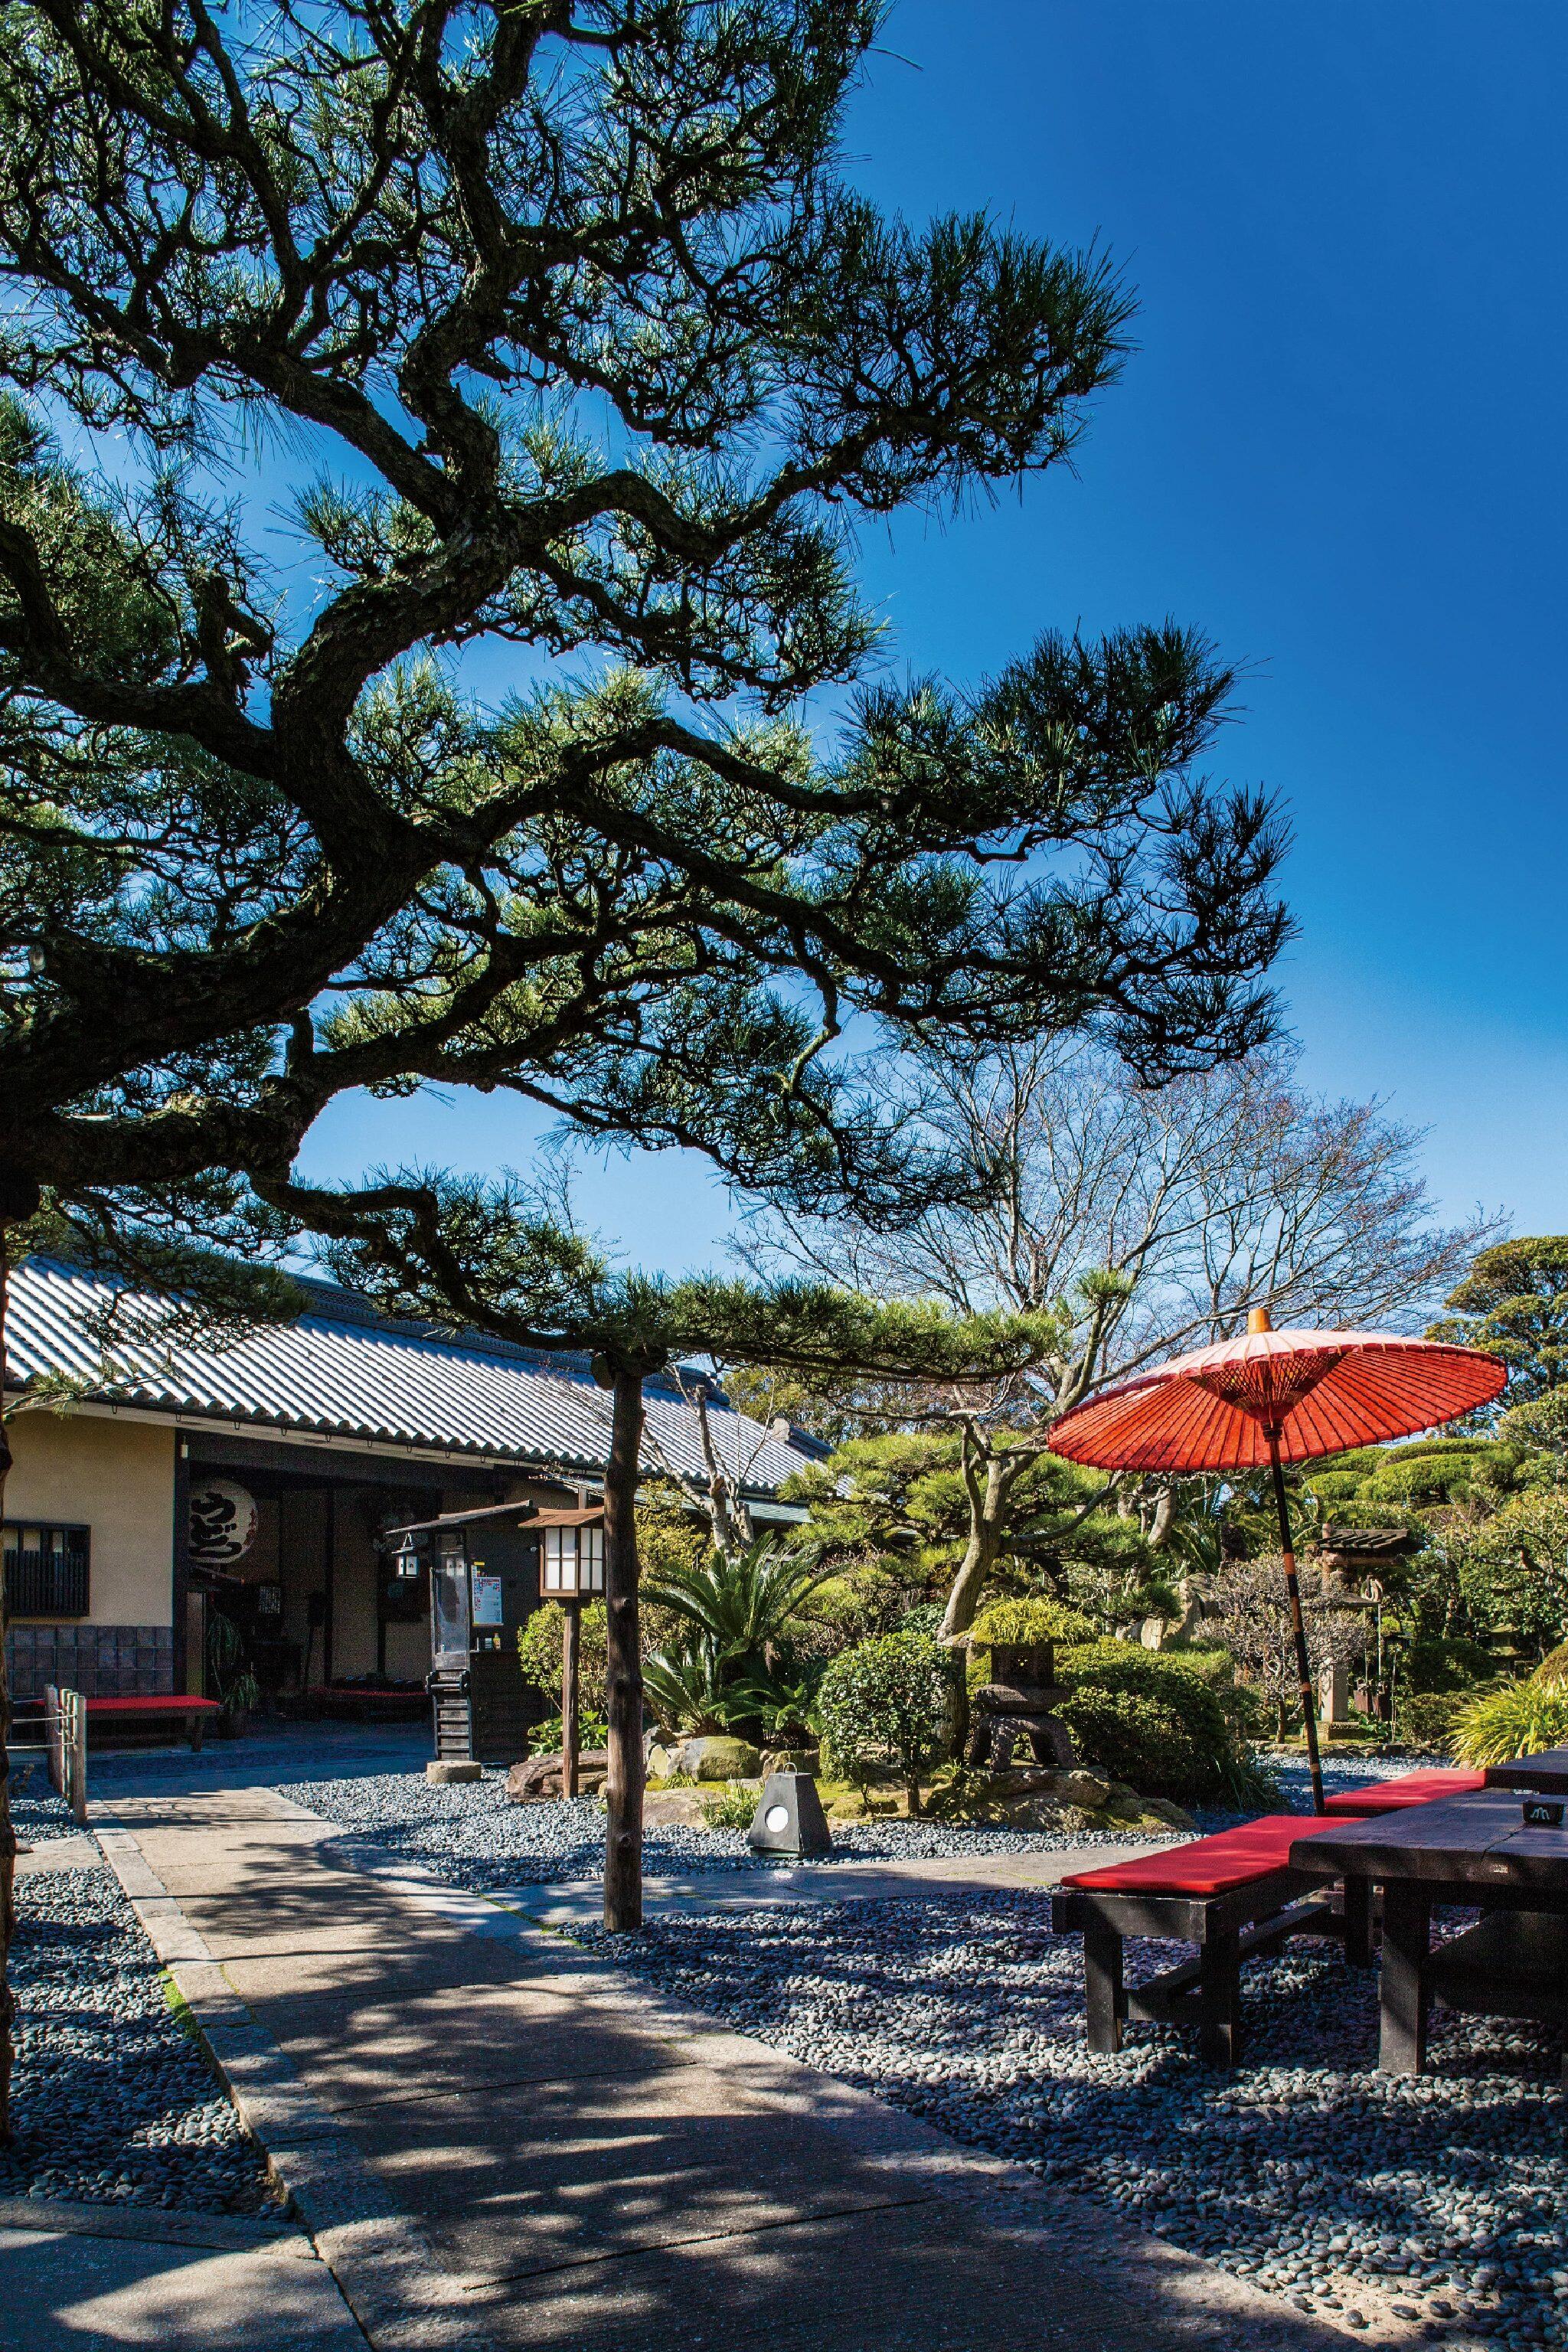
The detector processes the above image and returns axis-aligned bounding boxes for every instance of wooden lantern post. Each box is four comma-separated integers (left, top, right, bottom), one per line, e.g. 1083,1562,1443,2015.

561,1599,581,1800
537,1508,606,1807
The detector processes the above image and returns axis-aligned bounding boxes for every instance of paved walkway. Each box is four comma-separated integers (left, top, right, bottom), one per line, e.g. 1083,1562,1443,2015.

0,2195,362,2351
75,1775,1364,2352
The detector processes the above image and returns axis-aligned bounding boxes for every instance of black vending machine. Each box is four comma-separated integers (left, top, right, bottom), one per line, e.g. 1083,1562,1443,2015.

382,1503,548,1764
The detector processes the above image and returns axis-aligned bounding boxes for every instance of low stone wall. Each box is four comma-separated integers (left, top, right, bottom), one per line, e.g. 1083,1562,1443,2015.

5,1623,174,1700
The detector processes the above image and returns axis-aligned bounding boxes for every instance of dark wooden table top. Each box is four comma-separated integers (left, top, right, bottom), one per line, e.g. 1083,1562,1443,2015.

1485,1744,1568,1792
1290,1789,1568,1891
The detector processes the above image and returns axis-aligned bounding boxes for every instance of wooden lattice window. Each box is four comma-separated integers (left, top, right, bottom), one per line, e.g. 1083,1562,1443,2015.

2,1523,90,1617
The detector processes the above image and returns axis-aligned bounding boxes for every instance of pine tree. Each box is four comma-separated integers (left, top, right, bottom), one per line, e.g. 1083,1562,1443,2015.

0,0,1290,2124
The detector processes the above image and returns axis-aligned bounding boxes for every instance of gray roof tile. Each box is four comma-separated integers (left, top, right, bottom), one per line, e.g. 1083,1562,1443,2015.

4,1256,816,1497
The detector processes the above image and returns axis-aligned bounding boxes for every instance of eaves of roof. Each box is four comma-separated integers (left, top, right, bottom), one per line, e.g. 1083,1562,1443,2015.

2,1255,818,1501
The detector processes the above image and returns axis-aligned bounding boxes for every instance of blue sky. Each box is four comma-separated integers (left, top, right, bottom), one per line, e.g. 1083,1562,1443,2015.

306,2,1566,1270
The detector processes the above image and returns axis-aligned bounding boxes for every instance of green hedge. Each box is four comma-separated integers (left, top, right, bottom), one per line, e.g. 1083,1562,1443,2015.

1054,1641,1237,1802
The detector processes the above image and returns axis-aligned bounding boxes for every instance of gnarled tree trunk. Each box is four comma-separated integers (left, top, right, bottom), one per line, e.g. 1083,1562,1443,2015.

939,1436,1031,1644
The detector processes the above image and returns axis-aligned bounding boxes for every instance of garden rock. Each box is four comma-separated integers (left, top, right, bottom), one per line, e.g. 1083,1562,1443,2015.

675,1735,763,1782
426,1759,482,1785
505,1749,609,1801
642,1788,713,1828
760,1747,819,1775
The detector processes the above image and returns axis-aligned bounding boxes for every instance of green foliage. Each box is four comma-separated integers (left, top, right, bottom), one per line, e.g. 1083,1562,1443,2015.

645,1539,825,1658
815,1632,955,1808
966,1595,1097,1690
635,1479,709,1586
1163,1645,1235,1682
0,2,1289,1449
518,1602,607,1707
1451,1680,1568,1766
1405,1633,1497,1694
1393,1690,1472,1756
1454,1490,1568,1648
1429,1237,1568,1403
969,1596,1099,1650
786,1429,1153,1618
1051,1688,1204,1804
1055,1642,1239,1802
698,1784,760,1831
639,1540,825,1740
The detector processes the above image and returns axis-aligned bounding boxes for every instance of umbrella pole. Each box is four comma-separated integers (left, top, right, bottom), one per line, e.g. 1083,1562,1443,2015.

1266,1430,1325,1816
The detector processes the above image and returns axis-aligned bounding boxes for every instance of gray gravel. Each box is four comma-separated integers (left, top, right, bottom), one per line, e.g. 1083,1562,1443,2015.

279,1748,1432,1890
277,1768,1187,1887
576,1891,1566,2350
0,1840,275,2215
9,1762,84,1844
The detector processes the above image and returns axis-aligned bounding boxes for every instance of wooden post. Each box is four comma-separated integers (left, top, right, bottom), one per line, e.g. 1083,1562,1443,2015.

44,1681,61,1798
1083,1917,1125,2055
600,1362,647,1933
1198,1924,1242,2067
1378,1880,1431,2075
65,1689,86,1828
561,1598,580,1801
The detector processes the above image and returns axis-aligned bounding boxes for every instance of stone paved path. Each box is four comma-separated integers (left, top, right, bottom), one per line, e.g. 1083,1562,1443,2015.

0,2194,362,2350
77,1777,1367,2352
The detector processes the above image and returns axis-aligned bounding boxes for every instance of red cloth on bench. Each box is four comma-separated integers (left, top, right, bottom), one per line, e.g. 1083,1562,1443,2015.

1061,1814,1342,1897
84,1696,220,1714
1322,1767,1484,1816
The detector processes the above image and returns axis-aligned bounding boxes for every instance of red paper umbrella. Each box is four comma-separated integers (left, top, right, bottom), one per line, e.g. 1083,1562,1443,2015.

1049,1312,1505,1813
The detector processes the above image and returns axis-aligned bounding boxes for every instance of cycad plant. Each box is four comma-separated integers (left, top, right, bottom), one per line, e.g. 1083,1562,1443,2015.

642,1541,826,1741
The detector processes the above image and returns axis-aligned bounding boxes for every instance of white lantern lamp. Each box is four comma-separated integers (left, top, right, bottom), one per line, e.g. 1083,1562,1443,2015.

531,1508,606,1801
539,1515,606,1597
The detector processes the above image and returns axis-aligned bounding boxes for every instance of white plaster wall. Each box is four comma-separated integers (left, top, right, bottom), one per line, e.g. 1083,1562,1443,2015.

4,1408,175,1626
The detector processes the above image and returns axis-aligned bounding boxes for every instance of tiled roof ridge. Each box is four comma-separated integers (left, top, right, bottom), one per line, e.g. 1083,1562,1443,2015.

2,1252,827,1491
18,1249,707,1406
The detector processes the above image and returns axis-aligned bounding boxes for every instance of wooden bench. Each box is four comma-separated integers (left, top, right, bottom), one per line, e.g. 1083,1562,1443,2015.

1322,1767,1485,1818
83,1695,222,1751
1051,1816,1348,2066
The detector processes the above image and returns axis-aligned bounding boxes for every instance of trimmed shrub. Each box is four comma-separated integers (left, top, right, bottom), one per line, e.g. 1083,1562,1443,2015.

1393,1689,1470,1756
1165,1645,1236,1681
1052,1686,1206,1802
1406,1633,1497,1694
1452,1679,1568,1766
1056,1642,1238,1802
970,1596,1098,1650
815,1630,954,1814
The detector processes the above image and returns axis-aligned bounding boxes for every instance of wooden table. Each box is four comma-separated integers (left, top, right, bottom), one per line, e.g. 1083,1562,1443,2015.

1485,1743,1568,1792
1291,1791,1568,2078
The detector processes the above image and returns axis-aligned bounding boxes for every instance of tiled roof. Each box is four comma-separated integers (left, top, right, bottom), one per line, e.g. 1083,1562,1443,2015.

3,1256,819,1498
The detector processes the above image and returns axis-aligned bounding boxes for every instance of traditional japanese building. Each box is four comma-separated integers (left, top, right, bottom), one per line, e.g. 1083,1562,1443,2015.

1,1254,817,1704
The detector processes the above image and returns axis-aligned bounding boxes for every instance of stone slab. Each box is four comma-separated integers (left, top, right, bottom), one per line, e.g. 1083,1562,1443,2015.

263,1979,706,2112
0,2218,364,2351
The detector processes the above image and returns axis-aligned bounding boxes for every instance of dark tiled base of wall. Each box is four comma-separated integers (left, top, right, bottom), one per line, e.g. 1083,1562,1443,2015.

6,1624,173,1700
